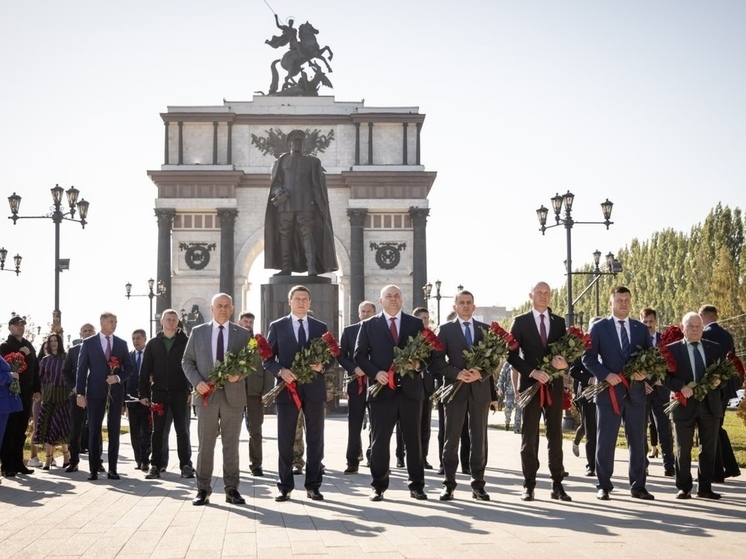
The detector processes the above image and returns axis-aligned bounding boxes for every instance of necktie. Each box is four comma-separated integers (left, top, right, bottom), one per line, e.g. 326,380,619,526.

539,314,547,347
619,320,629,356
298,318,307,347
105,336,112,360
217,325,225,362
464,322,473,348
136,351,142,373
691,342,706,382
389,317,398,345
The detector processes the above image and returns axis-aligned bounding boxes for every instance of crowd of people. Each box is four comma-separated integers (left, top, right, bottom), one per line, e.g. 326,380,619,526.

0,283,742,506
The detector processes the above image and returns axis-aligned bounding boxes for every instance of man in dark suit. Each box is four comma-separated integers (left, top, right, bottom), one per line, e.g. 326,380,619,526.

354,284,427,501
582,286,653,500
508,282,571,502
699,304,741,481
182,293,251,506
430,290,494,501
338,300,377,475
62,323,96,473
76,312,134,480
264,285,332,502
125,329,151,472
640,307,674,477
665,312,725,499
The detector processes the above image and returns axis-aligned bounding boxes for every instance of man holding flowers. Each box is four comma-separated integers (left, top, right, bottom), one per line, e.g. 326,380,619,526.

263,285,333,502
430,290,495,501
354,284,427,501
508,281,571,502
182,293,251,506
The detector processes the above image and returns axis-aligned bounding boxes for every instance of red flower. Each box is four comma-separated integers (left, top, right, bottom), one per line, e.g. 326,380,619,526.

150,402,165,416
4,352,27,374
726,351,746,378
108,356,120,372
659,344,678,373
568,326,592,350
491,321,519,351
422,328,444,352
321,331,342,357
255,334,274,360
659,325,683,346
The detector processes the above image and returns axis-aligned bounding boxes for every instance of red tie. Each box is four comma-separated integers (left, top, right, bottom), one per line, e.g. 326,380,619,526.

539,314,547,347
105,336,112,360
389,317,398,345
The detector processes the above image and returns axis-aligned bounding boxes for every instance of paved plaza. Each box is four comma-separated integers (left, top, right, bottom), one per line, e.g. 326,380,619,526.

1,411,743,558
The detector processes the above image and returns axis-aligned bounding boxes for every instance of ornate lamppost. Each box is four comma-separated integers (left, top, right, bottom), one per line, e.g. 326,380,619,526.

0,248,22,275
422,280,463,325
572,250,623,318
536,192,613,326
8,185,90,334
125,278,167,338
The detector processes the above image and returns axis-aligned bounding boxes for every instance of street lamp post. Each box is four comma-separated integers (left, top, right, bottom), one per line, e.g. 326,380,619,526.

536,192,614,326
0,248,22,275
571,250,623,317
8,185,90,334
422,280,463,325
125,278,167,338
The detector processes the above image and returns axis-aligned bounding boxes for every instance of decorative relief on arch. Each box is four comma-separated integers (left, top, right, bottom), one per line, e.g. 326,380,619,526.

179,242,217,270
370,242,406,270
250,127,335,158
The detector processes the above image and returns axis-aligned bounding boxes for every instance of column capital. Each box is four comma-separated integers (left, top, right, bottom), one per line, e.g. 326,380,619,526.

408,206,430,224
154,208,175,227
347,207,368,225
217,208,238,227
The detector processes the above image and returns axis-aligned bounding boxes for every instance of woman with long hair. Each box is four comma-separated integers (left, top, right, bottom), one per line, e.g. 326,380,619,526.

33,334,71,469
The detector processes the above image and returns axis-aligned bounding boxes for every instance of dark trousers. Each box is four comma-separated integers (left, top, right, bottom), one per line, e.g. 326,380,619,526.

127,402,152,467
276,399,324,493
346,384,367,467
151,391,192,470
243,395,265,470
369,392,424,492
87,396,123,473
713,410,741,479
442,396,489,491
673,404,720,493
595,395,647,491
0,392,32,472
436,400,469,467
646,390,674,470
521,380,564,489
577,397,597,472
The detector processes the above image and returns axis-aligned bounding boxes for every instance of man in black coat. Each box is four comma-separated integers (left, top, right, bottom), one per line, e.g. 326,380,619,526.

62,323,96,473
354,284,426,501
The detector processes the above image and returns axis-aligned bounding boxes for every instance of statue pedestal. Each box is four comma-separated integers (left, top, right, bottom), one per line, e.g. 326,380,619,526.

260,275,340,337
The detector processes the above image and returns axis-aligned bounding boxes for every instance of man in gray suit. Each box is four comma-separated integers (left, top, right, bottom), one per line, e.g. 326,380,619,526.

182,293,251,506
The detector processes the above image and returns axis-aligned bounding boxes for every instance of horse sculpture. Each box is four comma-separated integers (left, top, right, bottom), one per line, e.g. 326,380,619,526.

269,21,334,95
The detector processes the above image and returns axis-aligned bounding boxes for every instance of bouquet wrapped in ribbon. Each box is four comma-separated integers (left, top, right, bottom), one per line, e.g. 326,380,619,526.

199,334,274,407
516,326,590,408
664,350,745,414
582,325,682,415
3,352,27,397
431,321,518,404
369,328,443,398
262,331,340,409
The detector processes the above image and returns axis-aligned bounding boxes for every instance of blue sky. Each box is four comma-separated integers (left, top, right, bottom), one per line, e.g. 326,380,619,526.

1,0,745,339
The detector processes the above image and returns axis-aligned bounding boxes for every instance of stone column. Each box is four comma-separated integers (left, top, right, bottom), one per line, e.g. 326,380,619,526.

367,122,373,165
402,122,408,165
415,122,422,165
164,122,169,164
178,121,183,165
354,122,360,165
227,122,233,165
212,122,218,164
347,208,367,324
155,208,175,316
409,207,429,307
217,208,238,311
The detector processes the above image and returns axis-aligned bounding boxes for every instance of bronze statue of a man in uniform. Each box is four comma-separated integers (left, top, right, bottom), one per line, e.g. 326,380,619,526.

264,129,338,276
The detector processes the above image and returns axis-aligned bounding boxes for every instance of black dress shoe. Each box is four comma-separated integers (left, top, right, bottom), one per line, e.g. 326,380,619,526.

2,471,17,478
87,472,98,481
98,465,106,473
65,462,79,473
343,466,358,475
676,490,691,499
410,488,428,500
292,466,303,475
275,491,291,502
396,459,405,468
225,489,246,504
596,489,610,500
437,466,445,475
631,488,655,500
251,468,264,477
439,488,454,501
585,468,595,477
472,488,490,501
193,490,210,506
423,461,433,469
370,490,384,502
562,470,569,478
18,466,34,475
664,468,675,477
107,472,121,480
306,488,324,501
551,483,572,502
696,490,721,500
520,489,534,501
461,467,471,475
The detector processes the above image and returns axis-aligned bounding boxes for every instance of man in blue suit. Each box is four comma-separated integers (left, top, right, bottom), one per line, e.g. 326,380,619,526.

582,286,653,500
665,312,725,499
354,284,426,501
76,312,134,480
264,285,332,502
